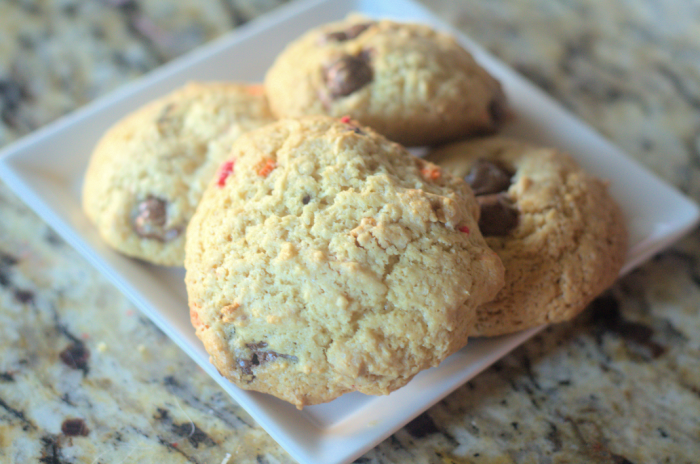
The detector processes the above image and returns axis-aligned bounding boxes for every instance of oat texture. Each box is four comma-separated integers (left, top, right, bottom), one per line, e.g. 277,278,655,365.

82,82,275,266
264,16,506,147
427,137,628,336
185,116,504,408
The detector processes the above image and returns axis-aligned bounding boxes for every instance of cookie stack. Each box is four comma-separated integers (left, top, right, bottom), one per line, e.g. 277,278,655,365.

82,16,627,409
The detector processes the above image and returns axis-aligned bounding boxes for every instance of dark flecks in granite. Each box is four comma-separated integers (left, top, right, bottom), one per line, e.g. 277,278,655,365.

154,407,216,449
39,435,66,464
59,342,90,374
156,435,200,464
219,0,244,28
514,63,556,94
110,0,167,64
14,288,35,304
657,64,700,110
61,418,89,437
62,2,79,17
546,421,563,452
163,376,252,429
404,413,440,438
0,395,37,431
660,248,700,287
0,251,17,287
0,78,31,129
559,33,595,74
590,295,666,359
45,228,64,247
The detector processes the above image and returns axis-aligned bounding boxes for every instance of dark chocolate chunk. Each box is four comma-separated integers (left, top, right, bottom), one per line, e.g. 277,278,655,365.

302,195,311,205
321,22,373,43
133,196,181,242
236,341,297,377
477,193,518,236
61,418,89,436
465,159,513,196
324,53,373,98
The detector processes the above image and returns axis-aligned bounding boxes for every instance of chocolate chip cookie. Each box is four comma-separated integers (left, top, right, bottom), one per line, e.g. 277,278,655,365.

264,17,506,147
185,116,504,408
82,82,275,266
427,137,628,336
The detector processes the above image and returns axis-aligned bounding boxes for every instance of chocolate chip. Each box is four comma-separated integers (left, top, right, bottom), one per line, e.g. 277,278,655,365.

133,196,181,242
61,418,89,437
477,193,518,236
324,53,373,98
465,159,513,196
236,342,297,377
302,195,311,205
321,22,373,43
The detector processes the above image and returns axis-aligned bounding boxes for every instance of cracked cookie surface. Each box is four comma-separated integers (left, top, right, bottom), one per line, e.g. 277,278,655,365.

82,82,275,266
427,137,628,337
264,17,506,147
185,116,504,408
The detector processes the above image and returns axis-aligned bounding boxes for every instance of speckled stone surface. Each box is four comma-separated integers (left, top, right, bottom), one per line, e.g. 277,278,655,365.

1,0,700,463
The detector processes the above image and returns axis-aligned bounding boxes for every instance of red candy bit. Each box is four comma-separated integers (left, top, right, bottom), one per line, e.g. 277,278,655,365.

257,159,277,177
340,115,352,124
217,160,235,187
421,167,441,181
459,226,470,235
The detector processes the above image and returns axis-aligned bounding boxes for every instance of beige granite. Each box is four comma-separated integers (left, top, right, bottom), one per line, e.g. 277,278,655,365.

1,0,700,463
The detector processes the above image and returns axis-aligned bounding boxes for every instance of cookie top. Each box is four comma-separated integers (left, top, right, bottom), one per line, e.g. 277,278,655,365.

427,137,628,337
264,17,506,147
185,116,504,408
82,82,275,266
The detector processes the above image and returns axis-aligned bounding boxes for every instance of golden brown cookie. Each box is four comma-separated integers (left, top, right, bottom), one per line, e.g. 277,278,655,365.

264,17,506,147
427,137,628,336
82,82,275,266
185,116,504,408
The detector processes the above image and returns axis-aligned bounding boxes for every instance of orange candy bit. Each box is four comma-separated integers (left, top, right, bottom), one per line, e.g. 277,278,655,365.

258,159,277,177
421,167,441,181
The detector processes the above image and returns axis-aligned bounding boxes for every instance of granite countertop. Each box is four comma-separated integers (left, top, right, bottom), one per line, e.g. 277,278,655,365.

1,0,699,462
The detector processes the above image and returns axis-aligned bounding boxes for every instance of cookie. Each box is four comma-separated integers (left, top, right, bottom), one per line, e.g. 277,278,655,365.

82,82,275,266
427,137,628,337
264,17,506,147
185,116,504,408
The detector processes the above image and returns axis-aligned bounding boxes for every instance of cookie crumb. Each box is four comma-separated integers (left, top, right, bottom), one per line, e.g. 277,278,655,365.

217,160,235,187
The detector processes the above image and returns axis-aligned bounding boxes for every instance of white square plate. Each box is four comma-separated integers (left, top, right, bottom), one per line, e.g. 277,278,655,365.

1,0,698,462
